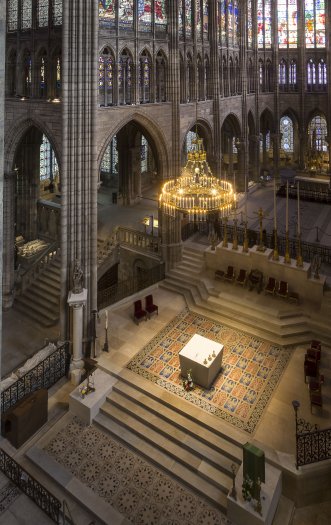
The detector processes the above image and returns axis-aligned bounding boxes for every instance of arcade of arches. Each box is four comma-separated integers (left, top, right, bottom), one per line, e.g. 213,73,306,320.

2,0,331,363
1,2,331,520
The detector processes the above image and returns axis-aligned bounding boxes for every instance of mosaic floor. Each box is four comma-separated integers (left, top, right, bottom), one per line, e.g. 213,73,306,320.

45,417,231,525
127,308,291,433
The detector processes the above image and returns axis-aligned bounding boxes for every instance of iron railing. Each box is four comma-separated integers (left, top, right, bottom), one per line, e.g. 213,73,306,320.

181,222,331,265
18,242,60,294
98,263,165,309
0,448,61,523
296,426,331,467
1,342,70,414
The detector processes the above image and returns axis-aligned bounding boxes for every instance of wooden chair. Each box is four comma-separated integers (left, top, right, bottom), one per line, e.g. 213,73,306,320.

265,277,276,295
310,391,323,413
145,294,158,319
236,269,247,286
224,265,235,282
133,300,147,325
304,357,319,383
277,280,288,299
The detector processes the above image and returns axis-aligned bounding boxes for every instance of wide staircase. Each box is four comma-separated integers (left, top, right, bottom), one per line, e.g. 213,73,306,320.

94,364,244,513
159,243,328,347
14,255,61,327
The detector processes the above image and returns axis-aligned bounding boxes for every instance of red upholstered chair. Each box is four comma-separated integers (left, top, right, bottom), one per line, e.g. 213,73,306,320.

224,265,235,282
306,347,321,362
236,269,247,286
145,295,158,319
134,300,147,325
304,357,319,383
265,277,276,295
277,280,288,299
310,391,323,413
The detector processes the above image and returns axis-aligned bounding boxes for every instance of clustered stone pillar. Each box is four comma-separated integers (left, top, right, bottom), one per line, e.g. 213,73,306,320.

161,0,182,269
2,172,15,310
61,2,98,353
0,0,6,380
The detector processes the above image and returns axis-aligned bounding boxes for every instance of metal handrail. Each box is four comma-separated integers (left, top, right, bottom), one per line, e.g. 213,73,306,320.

117,226,161,255
0,448,61,523
1,342,70,414
18,241,60,293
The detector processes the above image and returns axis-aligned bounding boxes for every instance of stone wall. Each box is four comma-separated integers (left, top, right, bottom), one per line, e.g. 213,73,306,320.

0,0,6,378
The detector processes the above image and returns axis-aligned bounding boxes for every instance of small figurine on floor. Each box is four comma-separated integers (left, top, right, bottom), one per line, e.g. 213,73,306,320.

183,370,194,391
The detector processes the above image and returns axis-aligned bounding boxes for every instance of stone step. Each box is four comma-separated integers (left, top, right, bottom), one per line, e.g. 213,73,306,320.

109,390,240,478
14,297,59,326
94,410,229,511
111,380,242,463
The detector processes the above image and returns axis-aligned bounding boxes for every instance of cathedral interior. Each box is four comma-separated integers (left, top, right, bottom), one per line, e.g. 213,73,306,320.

0,1,331,524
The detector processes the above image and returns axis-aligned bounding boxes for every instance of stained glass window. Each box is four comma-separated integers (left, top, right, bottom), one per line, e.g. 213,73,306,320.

186,130,199,155
24,53,32,96
99,50,114,105
278,0,298,48
56,57,61,96
280,116,294,152
259,61,264,87
99,0,116,28
21,0,32,30
247,0,252,47
308,116,327,151
279,59,287,84
257,0,271,49
196,0,201,36
119,52,132,104
307,59,316,85
233,0,239,47
202,0,208,34
52,0,62,26
141,136,148,173
289,59,297,85
228,2,233,45
185,0,192,38
38,0,49,28
101,137,118,174
139,53,151,102
305,0,325,48
155,0,167,29
119,0,134,30
138,0,152,31
7,0,18,32
318,59,327,85
40,135,59,182
218,1,226,45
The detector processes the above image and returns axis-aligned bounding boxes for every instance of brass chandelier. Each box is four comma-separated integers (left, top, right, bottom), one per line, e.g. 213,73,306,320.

159,137,235,221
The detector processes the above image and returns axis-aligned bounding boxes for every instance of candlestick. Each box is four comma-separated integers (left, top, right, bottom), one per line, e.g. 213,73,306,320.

273,176,277,231
286,180,289,233
105,310,108,329
297,181,300,235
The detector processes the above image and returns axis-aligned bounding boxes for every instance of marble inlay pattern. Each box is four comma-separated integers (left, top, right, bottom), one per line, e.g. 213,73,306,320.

0,482,21,514
127,308,291,433
45,417,231,525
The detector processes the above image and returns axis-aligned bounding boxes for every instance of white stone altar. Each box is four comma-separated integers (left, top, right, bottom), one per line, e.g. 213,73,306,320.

227,463,282,525
179,334,224,389
69,368,116,424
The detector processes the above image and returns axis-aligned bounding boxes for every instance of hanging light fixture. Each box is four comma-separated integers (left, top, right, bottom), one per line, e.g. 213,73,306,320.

159,135,236,222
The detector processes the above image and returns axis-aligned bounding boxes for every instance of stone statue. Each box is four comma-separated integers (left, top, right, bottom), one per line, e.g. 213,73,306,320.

72,259,83,294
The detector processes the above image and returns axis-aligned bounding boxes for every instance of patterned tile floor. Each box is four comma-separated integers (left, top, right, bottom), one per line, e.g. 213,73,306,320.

127,308,292,433
45,417,232,525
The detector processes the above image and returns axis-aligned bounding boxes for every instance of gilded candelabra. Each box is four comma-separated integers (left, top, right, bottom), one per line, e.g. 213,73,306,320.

272,228,279,261
232,218,238,250
242,221,249,252
296,233,303,267
284,230,291,263
222,217,228,248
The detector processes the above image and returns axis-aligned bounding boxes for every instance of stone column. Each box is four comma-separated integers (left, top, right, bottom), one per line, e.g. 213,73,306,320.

2,172,16,310
327,0,331,184
209,0,222,176
61,1,98,345
0,0,6,380
160,0,182,269
68,288,87,385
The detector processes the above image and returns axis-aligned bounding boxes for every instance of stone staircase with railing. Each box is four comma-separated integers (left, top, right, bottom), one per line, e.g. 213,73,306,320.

160,244,331,347
14,255,61,327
